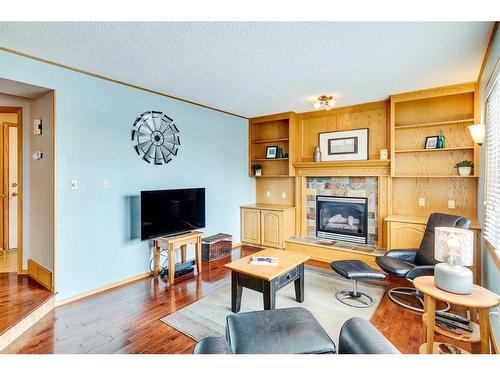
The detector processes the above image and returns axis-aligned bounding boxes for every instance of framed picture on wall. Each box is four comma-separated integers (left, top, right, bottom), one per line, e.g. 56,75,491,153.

318,128,369,161
266,146,278,159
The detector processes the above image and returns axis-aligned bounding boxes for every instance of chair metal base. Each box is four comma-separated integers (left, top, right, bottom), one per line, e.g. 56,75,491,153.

335,279,374,308
388,287,450,313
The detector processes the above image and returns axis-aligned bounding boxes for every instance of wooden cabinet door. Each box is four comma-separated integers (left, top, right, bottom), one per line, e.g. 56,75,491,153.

241,208,261,245
260,210,283,248
388,222,425,249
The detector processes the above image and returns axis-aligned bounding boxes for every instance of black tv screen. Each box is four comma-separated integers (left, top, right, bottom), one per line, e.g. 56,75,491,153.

141,188,205,240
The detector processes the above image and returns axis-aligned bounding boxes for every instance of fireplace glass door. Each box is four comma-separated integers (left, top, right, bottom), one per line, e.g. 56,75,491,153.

316,196,368,244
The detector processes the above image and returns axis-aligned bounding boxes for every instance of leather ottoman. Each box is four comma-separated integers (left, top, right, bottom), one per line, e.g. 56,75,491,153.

226,307,336,354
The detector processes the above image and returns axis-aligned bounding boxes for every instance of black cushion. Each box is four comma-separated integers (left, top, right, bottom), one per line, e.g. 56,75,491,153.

330,260,385,280
338,317,400,354
193,336,232,354
375,256,415,277
226,307,336,354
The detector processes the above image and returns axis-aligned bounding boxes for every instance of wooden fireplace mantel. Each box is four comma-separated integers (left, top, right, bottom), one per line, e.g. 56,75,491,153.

292,160,390,177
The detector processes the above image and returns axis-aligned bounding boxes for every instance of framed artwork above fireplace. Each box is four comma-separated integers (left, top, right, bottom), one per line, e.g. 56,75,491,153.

319,128,369,161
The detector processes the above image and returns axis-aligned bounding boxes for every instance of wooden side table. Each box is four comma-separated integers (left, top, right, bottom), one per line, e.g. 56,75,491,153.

153,231,204,285
414,276,499,354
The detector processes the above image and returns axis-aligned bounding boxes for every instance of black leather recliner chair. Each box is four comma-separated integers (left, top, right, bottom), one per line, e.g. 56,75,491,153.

193,307,399,354
375,213,471,313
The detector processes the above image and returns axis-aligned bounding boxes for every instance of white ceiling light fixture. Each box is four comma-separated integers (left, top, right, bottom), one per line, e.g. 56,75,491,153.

313,95,336,111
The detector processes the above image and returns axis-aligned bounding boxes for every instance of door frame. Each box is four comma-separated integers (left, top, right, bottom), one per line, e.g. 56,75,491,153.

0,107,23,273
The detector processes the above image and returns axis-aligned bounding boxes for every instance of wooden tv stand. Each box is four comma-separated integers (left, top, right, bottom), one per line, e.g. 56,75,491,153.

284,237,385,270
153,231,204,285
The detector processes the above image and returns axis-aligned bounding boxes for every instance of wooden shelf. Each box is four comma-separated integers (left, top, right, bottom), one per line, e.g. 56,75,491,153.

422,313,481,343
395,147,474,154
395,118,475,130
251,137,289,144
393,175,478,178
293,159,391,177
385,215,481,229
418,342,470,354
252,158,289,162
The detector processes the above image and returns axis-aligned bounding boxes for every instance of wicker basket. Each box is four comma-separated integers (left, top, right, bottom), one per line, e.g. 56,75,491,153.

201,233,233,262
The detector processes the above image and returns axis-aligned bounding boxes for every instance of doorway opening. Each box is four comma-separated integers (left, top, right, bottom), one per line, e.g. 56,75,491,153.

0,107,22,273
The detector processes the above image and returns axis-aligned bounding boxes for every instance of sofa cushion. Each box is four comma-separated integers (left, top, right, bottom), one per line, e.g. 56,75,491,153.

226,307,336,354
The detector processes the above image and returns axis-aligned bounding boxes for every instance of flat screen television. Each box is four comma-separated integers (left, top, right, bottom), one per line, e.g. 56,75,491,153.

141,188,205,240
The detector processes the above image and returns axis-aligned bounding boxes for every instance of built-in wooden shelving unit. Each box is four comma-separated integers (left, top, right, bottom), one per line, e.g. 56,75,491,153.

248,112,297,177
390,82,480,221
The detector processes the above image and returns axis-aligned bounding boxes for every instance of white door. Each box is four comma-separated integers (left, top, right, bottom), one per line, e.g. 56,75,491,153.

8,124,18,249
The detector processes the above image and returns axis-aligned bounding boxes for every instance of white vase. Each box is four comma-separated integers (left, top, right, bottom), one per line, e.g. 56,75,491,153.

255,169,262,176
458,166,472,176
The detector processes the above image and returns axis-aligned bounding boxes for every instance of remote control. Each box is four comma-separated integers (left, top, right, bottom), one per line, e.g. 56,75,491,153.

435,317,473,332
435,311,470,325
436,321,462,335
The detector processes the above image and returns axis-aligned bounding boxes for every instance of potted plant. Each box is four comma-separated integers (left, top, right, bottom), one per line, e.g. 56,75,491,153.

455,160,473,176
253,163,263,176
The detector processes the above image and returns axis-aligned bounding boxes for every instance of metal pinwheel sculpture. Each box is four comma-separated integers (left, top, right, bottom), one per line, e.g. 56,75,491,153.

131,111,180,165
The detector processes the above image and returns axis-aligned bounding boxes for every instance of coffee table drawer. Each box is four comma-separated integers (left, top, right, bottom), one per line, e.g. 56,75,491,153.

276,267,298,287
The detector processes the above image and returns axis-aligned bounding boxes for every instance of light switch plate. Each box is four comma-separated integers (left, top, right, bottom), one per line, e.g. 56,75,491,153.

266,191,271,198
33,119,42,135
418,197,425,207
448,200,455,209
102,179,110,190
71,179,79,190
282,192,286,199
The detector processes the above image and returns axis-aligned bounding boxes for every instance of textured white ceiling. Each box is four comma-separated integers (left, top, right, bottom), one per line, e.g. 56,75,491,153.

0,22,493,117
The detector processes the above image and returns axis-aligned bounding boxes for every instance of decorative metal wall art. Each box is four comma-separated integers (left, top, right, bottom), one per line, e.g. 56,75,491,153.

131,111,180,165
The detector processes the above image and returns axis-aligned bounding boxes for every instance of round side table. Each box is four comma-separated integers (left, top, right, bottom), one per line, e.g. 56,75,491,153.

414,276,499,354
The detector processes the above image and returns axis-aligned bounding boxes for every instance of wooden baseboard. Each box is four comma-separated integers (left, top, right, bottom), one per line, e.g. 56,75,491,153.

232,242,243,249
0,295,55,352
55,272,152,307
28,259,53,291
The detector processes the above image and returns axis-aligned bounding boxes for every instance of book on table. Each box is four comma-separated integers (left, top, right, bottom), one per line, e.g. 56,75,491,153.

249,256,278,266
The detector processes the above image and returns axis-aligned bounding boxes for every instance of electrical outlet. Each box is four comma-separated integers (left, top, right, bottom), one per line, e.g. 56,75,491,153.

71,179,79,190
266,191,271,198
448,200,455,209
102,179,110,190
418,197,425,207
282,192,286,199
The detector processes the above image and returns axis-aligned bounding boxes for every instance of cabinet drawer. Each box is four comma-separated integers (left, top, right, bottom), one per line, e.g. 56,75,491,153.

276,267,298,287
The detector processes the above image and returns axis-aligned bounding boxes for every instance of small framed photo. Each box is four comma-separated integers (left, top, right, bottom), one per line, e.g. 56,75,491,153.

266,146,278,159
425,136,439,149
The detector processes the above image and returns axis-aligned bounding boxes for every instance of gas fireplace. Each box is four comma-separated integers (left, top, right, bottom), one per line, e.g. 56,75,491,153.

316,196,368,244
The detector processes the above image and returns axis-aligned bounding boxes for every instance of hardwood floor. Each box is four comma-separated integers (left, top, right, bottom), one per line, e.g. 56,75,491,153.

1,246,470,354
0,272,53,336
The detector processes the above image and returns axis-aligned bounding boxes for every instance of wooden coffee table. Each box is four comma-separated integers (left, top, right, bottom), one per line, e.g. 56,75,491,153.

225,248,310,313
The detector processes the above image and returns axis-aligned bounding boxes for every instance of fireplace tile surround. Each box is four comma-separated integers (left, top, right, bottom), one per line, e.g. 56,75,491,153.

306,177,378,245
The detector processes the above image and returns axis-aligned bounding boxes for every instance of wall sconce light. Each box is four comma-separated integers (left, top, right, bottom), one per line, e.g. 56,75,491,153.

468,124,485,145
313,95,336,111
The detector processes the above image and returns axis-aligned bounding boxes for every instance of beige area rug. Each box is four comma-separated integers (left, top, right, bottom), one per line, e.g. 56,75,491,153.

161,267,387,343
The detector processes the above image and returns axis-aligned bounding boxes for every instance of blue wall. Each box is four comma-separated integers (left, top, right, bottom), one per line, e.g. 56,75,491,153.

0,50,254,300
